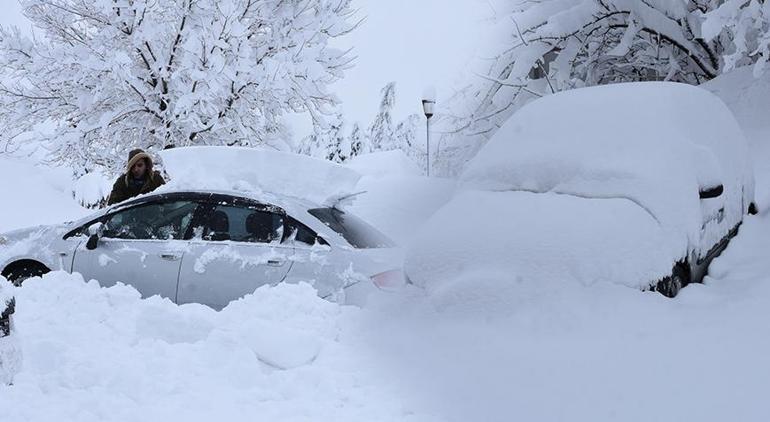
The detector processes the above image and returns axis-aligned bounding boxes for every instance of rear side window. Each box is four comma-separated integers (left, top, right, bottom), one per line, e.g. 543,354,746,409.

308,208,394,249
202,204,284,244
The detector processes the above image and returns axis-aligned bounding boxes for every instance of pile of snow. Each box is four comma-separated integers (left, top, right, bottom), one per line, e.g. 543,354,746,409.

345,150,422,178
0,154,89,233
72,171,113,208
361,210,770,421
406,190,675,293
407,82,753,291
342,150,456,245
159,146,361,205
0,272,425,421
347,175,456,245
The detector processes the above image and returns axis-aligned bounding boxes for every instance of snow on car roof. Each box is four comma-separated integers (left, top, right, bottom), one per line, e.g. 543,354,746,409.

460,82,753,253
158,146,361,206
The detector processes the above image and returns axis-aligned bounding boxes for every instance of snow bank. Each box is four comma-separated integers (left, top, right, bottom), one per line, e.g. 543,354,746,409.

0,155,88,232
460,82,753,257
345,150,422,178
346,175,456,246
0,271,422,421
159,146,361,205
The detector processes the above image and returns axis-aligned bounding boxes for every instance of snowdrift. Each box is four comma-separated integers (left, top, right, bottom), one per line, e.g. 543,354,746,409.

0,271,414,421
0,155,88,232
345,150,422,178
159,146,361,205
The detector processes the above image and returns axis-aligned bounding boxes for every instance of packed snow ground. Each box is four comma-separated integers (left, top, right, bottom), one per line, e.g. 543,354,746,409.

3,73,770,421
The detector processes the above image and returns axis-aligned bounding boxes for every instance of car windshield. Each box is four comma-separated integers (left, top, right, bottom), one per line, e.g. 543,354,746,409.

308,208,394,249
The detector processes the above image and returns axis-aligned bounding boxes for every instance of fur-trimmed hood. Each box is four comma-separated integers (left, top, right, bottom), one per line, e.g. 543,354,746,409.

124,149,156,184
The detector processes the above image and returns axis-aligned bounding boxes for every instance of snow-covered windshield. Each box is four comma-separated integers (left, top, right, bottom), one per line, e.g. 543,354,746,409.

308,208,394,249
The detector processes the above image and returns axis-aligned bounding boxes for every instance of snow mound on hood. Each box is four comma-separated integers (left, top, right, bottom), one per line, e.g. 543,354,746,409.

461,82,753,255
405,190,675,291
159,146,361,205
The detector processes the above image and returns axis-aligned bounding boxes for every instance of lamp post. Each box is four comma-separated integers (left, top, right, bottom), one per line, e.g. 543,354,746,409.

421,97,435,176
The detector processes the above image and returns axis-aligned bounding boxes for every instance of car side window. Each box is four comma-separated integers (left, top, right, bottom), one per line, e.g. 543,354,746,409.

285,217,323,246
102,201,198,240
202,204,284,244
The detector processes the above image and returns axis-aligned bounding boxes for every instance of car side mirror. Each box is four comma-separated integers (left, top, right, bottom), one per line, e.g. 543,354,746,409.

86,222,103,250
699,184,724,200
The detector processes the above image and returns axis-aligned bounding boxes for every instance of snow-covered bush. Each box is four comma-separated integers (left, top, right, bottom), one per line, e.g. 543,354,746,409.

0,0,358,173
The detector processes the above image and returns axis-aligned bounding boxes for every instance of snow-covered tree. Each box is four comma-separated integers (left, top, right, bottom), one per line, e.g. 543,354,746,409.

348,122,364,157
432,0,734,176
394,113,419,156
367,82,395,151
450,0,722,138
0,0,358,172
703,0,770,76
325,114,348,163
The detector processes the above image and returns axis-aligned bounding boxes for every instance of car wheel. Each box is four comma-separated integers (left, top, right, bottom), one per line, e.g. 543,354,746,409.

2,261,49,287
653,265,687,298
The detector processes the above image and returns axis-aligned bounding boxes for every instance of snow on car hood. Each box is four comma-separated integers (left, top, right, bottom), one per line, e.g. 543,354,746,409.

460,82,754,254
159,146,361,205
0,224,73,272
405,190,676,292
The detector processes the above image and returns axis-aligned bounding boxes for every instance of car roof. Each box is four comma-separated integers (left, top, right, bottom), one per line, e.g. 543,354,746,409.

112,188,323,216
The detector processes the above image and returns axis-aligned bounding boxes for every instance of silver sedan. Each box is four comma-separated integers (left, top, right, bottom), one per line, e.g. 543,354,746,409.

0,190,402,309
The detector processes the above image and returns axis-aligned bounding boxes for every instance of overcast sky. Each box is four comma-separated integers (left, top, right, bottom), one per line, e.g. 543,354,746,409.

334,0,491,124
0,0,494,139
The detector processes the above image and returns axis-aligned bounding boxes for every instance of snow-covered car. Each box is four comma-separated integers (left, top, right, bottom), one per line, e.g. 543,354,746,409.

405,82,756,298
0,189,401,309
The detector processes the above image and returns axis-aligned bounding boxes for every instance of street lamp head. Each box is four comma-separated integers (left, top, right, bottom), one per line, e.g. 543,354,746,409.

421,99,435,119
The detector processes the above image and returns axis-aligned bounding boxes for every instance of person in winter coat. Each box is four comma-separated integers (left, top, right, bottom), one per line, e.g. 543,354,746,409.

107,149,165,205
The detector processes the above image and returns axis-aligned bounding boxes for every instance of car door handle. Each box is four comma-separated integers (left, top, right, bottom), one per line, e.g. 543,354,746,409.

267,259,284,267
159,253,182,261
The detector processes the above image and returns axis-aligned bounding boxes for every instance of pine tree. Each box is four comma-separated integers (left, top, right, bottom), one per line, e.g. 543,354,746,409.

349,123,364,158
325,115,347,163
368,82,396,151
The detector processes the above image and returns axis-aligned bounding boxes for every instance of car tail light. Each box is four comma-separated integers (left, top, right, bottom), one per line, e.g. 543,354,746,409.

371,269,405,291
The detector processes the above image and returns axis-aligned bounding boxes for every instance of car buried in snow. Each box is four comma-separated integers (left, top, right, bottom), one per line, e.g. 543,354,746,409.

405,82,757,298
0,148,403,309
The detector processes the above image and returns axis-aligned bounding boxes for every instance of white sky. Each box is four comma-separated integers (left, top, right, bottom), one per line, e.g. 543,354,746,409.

0,0,494,139
0,1,27,29
333,0,491,124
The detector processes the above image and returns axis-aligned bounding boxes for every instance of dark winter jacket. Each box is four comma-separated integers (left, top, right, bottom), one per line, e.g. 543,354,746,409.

107,149,166,205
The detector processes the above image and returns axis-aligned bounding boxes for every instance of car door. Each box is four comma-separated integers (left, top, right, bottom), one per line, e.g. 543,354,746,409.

71,199,200,301
176,199,293,309
698,183,728,258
